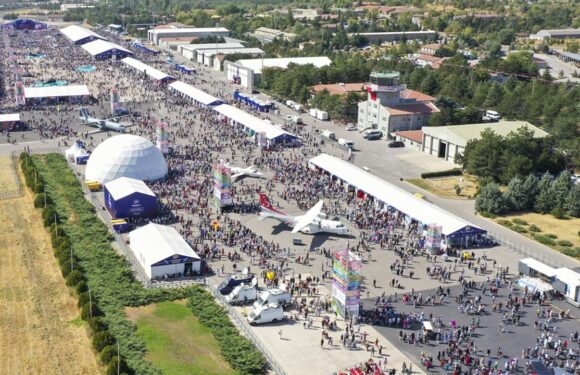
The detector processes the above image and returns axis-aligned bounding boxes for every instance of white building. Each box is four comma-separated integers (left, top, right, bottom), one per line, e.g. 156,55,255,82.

178,43,244,60
224,56,332,88
421,121,549,163
200,48,265,68
529,28,580,41
357,71,439,133
147,27,230,45
129,223,201,280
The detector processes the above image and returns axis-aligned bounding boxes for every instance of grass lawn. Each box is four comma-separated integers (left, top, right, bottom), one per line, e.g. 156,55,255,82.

494,212,580,259
407,175,478,200
127,301,236,375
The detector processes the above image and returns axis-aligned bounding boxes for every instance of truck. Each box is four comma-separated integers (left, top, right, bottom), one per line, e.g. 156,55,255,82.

309,108,329,121
224,283,258,305
217,273,256,295
285,115,303,125
321,130,336,140
247,303,284,325
292,103,304,112
253,289,292,309
338,138,354,149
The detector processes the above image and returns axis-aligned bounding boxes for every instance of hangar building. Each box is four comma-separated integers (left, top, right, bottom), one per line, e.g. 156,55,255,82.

129,223,201,280
104,177,157,219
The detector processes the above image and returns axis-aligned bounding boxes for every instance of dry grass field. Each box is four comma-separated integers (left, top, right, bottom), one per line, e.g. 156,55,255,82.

0,169,100,375
408,175,478,200
0,157,19,192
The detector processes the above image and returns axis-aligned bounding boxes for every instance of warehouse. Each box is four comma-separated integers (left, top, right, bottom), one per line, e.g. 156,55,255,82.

224,56,332,88
178,42,244,60
168,81,223,107
60,25,106,45
147,27,230,45
104,177,157,219
309,153,486,247
85,134,168,183
199,47,265,68
81,39,134,60
421,121,549,164
129,223,201,280
121,57,174,83
213,103,298,146
529,28,580,41
23,85,91,105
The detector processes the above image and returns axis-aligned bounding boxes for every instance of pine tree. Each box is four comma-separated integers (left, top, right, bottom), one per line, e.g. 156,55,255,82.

521,174,540,210
475,182,507,215
552,170,573,210
565,184,580,218
534,172,554,213
504,176,527,211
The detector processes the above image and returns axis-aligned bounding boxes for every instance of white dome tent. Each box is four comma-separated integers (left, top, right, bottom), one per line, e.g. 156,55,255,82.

85,135,168,183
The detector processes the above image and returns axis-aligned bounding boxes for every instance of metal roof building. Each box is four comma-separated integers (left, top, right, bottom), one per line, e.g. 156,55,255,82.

178,42,244,60
129,223,201,280
530,28,580,41
60,25,106,45
23,85,91,104
104,177,157,219
81,39,134,60
168,81,223,107
421,121,549,163
121,57,174,82
309,153,485,244
147,27,230,45
199,47,265,67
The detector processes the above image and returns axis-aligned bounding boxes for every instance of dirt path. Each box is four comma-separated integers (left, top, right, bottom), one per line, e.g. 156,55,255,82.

0,170,101,375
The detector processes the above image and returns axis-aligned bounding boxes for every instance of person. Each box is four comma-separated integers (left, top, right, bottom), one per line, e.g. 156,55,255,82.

278,330,282,340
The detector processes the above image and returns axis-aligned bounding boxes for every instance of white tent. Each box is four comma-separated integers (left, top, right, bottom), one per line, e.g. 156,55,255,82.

121,57,173,82
129,223,201,279
24,85,90,99
64,140,89,164
168,81,221,106
81,39,133,57
213,104,296,141
60,25,106,44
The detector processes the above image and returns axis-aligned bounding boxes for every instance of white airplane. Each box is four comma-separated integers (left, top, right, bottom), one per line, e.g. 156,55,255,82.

225,163,265,181
78,108,130,133
259,193,350,235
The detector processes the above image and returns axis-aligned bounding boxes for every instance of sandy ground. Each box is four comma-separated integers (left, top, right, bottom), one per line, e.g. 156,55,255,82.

407,175,478,200
0,157,19,192
0,168,101,375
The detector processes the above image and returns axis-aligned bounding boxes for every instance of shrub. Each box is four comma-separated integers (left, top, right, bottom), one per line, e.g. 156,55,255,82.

93,331,116,352
513,225,528,234
551,207,567,219
546,234,558,239
512,218,528,225
34,193,46,208
76,281,88,294
42,205,59,227
498,220,513,227
529,224,542,233
561,247,580,258
558,240,573,247
100,345,118,365
479,211,497,218
106,356,130,375
88,317,108,333
66,269,85,287
420,168,463,179
534,234,556,246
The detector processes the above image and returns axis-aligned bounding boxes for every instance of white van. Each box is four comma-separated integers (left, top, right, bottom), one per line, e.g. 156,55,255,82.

363,129,382,140
485,110,501,120
224,283,258,305
253,289,292,309
247,303,284,325
322,130,336,140
338,138,354,149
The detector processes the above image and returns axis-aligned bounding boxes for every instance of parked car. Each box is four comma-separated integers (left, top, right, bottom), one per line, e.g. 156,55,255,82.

345,124,356,131
363,130,382,140
388,141,405,148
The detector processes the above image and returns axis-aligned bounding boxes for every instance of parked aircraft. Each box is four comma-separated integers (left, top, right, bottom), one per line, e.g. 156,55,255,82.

225,163,265,181
78,108,130,133
259,193,349,235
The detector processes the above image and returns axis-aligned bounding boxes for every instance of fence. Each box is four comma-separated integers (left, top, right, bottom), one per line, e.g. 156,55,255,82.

0,151,23,200
210,283,288,375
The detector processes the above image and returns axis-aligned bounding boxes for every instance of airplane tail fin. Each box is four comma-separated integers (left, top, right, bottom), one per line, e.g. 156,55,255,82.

259,193,284,215
79,108,89,120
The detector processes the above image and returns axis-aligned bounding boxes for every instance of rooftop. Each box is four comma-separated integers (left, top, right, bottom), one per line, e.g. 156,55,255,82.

311,82,365,95
400,89,436,102
394,130,423,143
371,71,400,79
386,102,439,116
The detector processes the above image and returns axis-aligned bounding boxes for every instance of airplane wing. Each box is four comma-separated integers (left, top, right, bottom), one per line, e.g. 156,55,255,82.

291,200,324,233
231,173,243,180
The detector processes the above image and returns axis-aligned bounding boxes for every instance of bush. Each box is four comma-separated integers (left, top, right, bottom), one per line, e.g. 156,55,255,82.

534,234,556,246
498,220,513,227
88,317,108,333
76,281,88,294
100,345,118,365
479,211,497,218
551,207,567,219
106,356,130,375
529,224,542,233
512,218,528,225
420,168,463,179
513,225,528,233
546,234,558,239
66,269,85,287
93,331,116,352
42,205,59,227
561,247,580,258
557,240,573,247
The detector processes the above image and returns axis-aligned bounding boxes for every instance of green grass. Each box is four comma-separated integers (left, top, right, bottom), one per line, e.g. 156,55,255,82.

133,301,236,375
69,315,85,327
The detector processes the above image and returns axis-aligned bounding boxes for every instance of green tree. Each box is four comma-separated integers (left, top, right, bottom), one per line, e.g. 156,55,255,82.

461,129,505,181
475,182,507,215
504,176,529,211
420,73,439,95
534,172,555,213
565,184,580,217
552,170,573,210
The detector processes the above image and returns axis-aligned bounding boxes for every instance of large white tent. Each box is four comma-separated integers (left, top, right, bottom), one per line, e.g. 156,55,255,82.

60,24,106,44
81,39,134,59
23,85,90,99
168,81,222,107
121,57,174,82
308,153,485,240
129,223,201,280
85,135,168,183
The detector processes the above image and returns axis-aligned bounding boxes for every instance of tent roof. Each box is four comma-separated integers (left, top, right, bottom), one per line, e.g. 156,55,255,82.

129,223,200,267
60,25,106,43
519,276,553,293
309,154,484,236
81,39,133,56
121,57,173,81
213,104,296,140
24,85,90,99
150,27,229,35
104,177,156,200
169,81,222,106
0,113,20,122
520,258,557,278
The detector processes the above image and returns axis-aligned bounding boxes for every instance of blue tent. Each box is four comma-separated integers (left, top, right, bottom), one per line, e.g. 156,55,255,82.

104,177,157,219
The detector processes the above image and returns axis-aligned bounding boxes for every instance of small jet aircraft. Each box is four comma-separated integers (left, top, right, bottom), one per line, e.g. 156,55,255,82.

225,163,265,181
259,193,350,235
78,108,130,133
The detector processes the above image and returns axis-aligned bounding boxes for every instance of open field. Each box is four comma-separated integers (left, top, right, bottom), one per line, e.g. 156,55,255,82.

126,301,235,375
0,168,100,374
0,157,19,192
407,174,478,199
494,212,580,259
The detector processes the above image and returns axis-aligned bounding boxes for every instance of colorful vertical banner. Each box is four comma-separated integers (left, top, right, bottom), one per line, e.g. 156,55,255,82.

111,87,121,114
213,162,233,208
156,121,169,154
332,249,362,318
425,224,442,255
